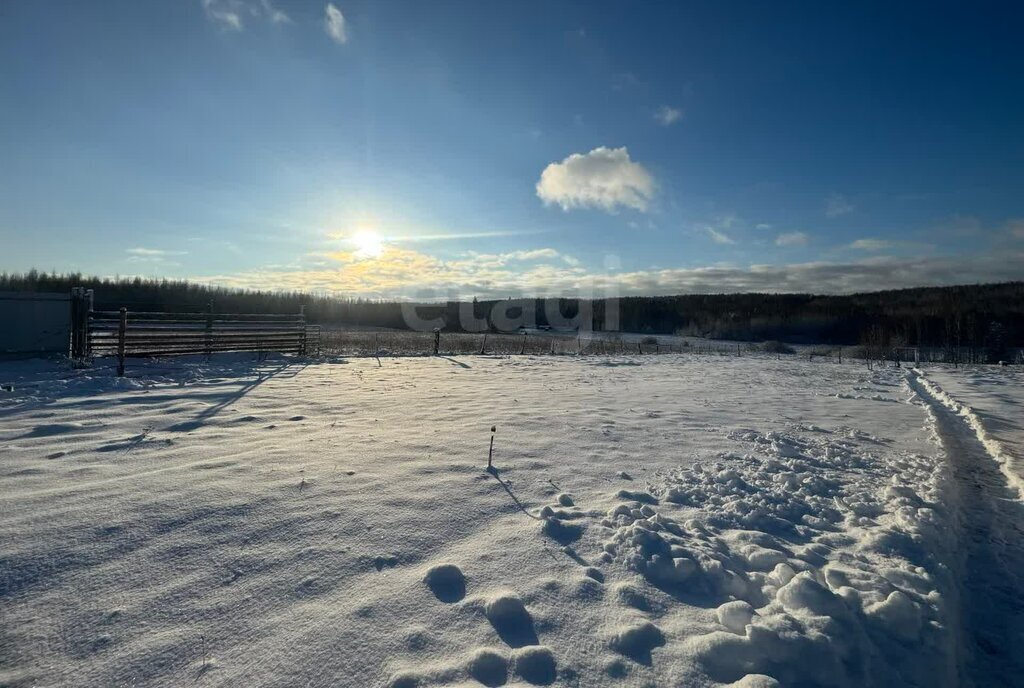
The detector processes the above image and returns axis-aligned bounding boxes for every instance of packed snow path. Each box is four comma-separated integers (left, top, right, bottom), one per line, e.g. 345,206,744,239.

909,370,1024,686
1,354,1022,687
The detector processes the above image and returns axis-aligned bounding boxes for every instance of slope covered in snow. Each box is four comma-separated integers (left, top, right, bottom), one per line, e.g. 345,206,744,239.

1,354,1020,687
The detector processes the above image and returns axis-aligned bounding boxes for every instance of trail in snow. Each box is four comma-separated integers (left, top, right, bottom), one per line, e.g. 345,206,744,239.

909,370,1024,687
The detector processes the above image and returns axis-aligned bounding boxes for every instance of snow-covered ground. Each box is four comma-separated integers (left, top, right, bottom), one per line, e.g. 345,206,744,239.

1,354,1021,687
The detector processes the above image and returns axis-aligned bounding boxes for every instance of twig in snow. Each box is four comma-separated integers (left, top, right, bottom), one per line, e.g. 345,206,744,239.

487,425,496,470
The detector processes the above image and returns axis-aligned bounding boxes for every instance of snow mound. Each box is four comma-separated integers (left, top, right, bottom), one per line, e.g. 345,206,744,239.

598,421,957,685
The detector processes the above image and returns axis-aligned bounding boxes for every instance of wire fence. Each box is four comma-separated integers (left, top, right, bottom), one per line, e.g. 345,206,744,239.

316,330,1024,365
319,330,827,359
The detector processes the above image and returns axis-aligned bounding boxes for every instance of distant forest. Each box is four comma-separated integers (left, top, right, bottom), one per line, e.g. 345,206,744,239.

3,270,1023,356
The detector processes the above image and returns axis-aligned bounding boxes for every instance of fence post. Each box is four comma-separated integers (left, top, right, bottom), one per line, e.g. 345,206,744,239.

480,333,487,355
433,328,440,355
204,301,214,359
520,333,527,355
116,307,127,377
298,305,307,356
85,289,94,360
70,288,83,360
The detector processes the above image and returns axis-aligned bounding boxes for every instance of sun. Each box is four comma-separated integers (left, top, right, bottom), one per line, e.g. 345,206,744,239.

351,229,384,258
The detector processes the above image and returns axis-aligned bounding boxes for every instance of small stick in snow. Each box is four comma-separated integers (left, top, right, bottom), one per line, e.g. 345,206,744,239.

487,425,496,471
199,634,209,673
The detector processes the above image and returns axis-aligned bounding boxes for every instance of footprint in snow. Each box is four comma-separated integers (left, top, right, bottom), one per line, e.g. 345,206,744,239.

423,563,466,603
610,621,665,666
484,593,538,648
467,648,508,687
373,555,399,571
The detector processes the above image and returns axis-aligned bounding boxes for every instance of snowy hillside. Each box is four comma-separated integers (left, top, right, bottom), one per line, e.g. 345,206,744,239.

1,354,1021,687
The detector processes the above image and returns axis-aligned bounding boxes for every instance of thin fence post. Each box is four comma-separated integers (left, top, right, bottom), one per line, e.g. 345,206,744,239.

433,329,440,355
520,333,527,355
84,289,94,360
116,307,127,377
70,288,79,359
298,305,307,356
480,333,487,355
70,287,84,360
204,300,214,359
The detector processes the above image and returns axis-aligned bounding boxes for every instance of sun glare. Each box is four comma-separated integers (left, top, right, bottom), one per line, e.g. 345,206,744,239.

351,229,384,258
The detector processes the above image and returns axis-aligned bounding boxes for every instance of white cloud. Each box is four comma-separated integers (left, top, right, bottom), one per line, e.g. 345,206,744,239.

507,248,560,261
200,0,289,30
126,247,187,257
536,147,655,213
775,231,808,247
324,3,348,44
755,223,774,231
849,238,894,251
126,247,187,266
260,0,290,23
825,192,853,218
706,228,736,245
654,106,683,126
1005,219,1024,239
457,248,580,268
202,0,242,30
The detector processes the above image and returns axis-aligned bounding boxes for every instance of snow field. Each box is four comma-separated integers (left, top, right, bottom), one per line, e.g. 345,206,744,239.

0,353,1018,686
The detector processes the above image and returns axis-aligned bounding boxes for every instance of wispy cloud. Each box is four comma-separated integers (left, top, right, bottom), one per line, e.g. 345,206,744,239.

775,231,809,247
849,238,894,251
126,247,187,257
825,192,854,218
653,105,683,126
328,229,546,243
324,3,348,44
259,0,290,23
611,72,641,90
200,0,289,30
536,146,655,213
1007,219,1024,240
706,228,736,245
125,247,187,266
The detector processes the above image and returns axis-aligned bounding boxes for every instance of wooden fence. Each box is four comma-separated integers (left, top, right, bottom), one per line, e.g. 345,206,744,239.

83,308,319,375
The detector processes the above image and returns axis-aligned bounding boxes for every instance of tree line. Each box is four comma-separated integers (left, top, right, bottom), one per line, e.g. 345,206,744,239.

3,270,1022,359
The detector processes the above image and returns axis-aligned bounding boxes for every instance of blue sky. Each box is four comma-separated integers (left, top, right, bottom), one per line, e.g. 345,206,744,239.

2,0,1023,298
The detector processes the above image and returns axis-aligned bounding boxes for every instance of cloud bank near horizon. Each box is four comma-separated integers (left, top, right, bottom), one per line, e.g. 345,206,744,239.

194,248,1024,301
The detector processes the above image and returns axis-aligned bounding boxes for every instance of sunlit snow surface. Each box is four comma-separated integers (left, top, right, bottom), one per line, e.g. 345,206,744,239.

1,354,1021,687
